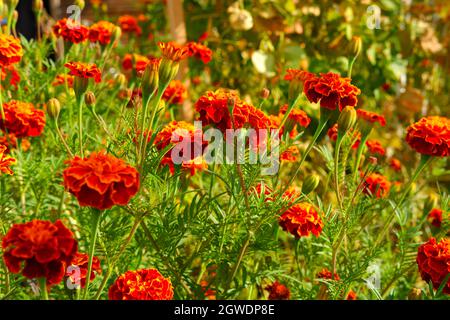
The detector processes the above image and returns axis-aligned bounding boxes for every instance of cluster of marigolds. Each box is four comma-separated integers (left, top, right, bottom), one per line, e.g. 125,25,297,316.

0,1,449,300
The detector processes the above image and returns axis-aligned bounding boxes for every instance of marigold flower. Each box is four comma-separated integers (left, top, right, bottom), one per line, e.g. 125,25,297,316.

265,281,290,300
284,69,315,82
2,219,77,285
89,20,116,45
66,252,102,288
162,80,187,105
52,74,74,88
327,124,360,149
280,146,300,162
279,104,311,129
200,280,216,300
122,54,150,73
0,34,23,68
279,202,323,238
1,65,21,89
181,157,208,176
428,208,445,228
356,109,386,126
1,100,46,138
186,42,212,64
405,116,450,157
416,237,450,294
64,62,102,83
346,290,357,300
52,18,89,44
389,158,401,172
108,269,174,300
366,139,385,156
0,145,15,175
63,151,140,210
118,15,142,36
317,268,340,281
251,182,273,201
303,72,361,111
158,41,189,62
362,173,391,198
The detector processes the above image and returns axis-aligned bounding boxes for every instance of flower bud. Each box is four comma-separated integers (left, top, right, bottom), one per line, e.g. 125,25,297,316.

302,174,320,195
158,59,178,89
33,0,43,14
73,77,89,99
260,88,270,99
351,36,362,57
6,0,19,10
74,0,85,10
116,73,127,88
85,91,96,106
142,62,159,102
408,288,422,300
47,98,61,120
112,26,122,45
337,106,357,135
423,193,438,214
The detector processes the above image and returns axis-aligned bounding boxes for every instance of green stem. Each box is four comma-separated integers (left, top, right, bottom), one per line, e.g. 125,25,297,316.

39,278,48,300
77,97,84,156
83,211,102,299
334,133,345,209
352,134,369,182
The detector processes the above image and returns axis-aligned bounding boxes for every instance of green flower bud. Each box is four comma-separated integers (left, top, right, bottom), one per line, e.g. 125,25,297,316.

47,98,61,120
337,106,357,135
302,174,320,194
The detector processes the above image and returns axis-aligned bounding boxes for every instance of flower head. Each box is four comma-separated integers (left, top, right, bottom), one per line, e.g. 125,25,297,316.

0,34,23,68
317,268,340,281
63,151,140,210
158,42,189,62
0,145,15,175
356,109,386,126
279,202,323,238
280,146,300,162
303,72,361,111
1,65,21,89
417,237,450,294
122,54,152,73
428,208,446,228
89,20,116,45
108,269,174,300
52,74,74,88
52,18,89,44
186,42,212,64
2,219,77,285
406,116,450,157
66,252,102,288
279,104,311,130
1,100,46,138
284,69,315,82
327,124,361,149
389,158,401,172
362,173,391,198
64,62,102,83
366,139,385,156
118,15,142,36
265,281,290,300
162,80,187,105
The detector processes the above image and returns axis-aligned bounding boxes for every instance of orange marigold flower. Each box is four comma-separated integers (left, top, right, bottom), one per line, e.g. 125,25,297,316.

66,252,102,288
181,156,208,176
89,20,116,45
280,104,311,129
327,124,361,149
362,173,391,198
158,41,189,62
0,34,23,68
279,202,323,238
118,15,142,35
0,144,15,175
2,219,77,285
303,72,361,111
389,158,401,172
317,268,340,281
162,80,187,105
417,237,450,294
122,53,151,73
265,281,290,300
284,69,315,82
186,42,212,64
281,145,300,162
0,133,30,153
200,280,216,300
52,18,89,44
1,100,46,138
63,151,140,210
405,116,450,157
251,182,274,201
356,109,386,126
1,65,21,89
65,62,102,83
108,269,174,300
346,290,357,300
428,208,445,228
366,139,385,156
52,74,74,87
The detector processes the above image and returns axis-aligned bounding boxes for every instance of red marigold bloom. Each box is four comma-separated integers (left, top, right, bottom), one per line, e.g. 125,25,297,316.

186,42,212,64
327,124,361,149
362,173,391,198
108,269,174,300
417,237,450,294
389,158,401,172
346,290,357,300
200,280,216,300
265,281,290,300
303,72,361,111
63,151,140,210
251,182,273,201
158,41,189,62
122,54,150,73
405,116,450,157
52,74,74,88
195,89,271,132
181,157,208,176
66,252,102,288
280,104,311,129
284,69,315,82
162,80,187,105
2,219,77,285
0,145,15,175
366,139,385,156
356,109,386,126
118,15,142,35
0,34,23,68
1,100,46,138
281,146,300,162
64,62,102,83
89,20,116,45
279,202,323,238
428,208,445,228
52,18,89,44
317,268,340,281
1,65,21,89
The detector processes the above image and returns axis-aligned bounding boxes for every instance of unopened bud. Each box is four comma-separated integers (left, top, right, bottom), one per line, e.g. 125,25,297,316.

47,98,61,119
351,36,362,57
116,73,127,88
142,61,159,102
337,106,357,134
408,288,422,300
74,0,85,10
302,174,320,194
260,88,270,99
33,0,43,14
7,0,19,10
85,91,96,106
112,26,122,44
